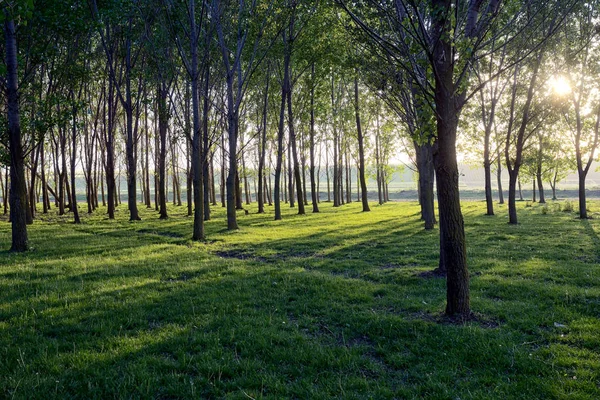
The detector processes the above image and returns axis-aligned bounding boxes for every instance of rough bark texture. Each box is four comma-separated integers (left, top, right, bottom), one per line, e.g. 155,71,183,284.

5,18,29,252
432,0,470,316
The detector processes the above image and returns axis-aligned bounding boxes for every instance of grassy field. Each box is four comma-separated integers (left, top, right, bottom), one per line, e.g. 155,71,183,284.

0,199,599,399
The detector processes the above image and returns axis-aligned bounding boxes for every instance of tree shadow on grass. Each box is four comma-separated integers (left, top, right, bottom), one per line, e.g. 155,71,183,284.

0,256,561,399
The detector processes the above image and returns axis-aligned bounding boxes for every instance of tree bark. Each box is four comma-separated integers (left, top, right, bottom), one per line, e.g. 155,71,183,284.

5,17,28,251
257,65,270,214
354,77,370,212
157,83,169,219
432,1,469,316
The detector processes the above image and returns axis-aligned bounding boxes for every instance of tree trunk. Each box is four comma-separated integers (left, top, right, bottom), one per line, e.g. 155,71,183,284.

220,131,226,207
496,148,504,204
273,46,288,220
518,177,523,201
257,65,270,214
432,7,469,316
124,33,140,221
355,79,370,212
416,143,436,228
158,83,169,219
202,64,211,221
508,169,518,224
578,171,588,219
190,2,205,239
309,65,319,213
5,17,28,252
225,106,239,229
537,174,545,203
70,94,81,224
286,63,304,215
483,135,494,215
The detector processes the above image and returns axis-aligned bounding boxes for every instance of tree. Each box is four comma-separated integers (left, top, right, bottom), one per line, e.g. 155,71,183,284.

559,2,600,219
3,5,29,251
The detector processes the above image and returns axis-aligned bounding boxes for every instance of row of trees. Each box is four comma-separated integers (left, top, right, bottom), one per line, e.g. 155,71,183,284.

2,0,597,317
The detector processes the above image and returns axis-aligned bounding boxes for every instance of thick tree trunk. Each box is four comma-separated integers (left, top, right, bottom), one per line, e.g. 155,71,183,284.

5,18,28,252
432,6,469,316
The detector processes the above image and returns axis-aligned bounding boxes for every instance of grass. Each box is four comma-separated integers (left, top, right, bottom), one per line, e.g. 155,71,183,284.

0,199,599,399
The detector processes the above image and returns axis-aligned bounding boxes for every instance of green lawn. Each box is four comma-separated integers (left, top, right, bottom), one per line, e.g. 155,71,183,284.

1,200,599,399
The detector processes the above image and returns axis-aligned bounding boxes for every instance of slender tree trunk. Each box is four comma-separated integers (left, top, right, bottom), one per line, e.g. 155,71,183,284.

235,169,243,210
354,77,370,212
220,132,226,208
286,65,304,215
70,94,81,224
106,81,116,219
202,66,211,221
158,83,169,219
578,170,588,219
274,47,288,220
3,166,9,215
416,143,436,228
508,170,519,224
483,132,494,215
496,147,504,204
257,68,270,214
309,64,319,213
225,103,239,229
518,177,523,201
537,174,545,203
375,122,383,205
210,152,217,205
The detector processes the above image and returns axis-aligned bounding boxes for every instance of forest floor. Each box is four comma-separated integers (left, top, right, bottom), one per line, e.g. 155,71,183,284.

0,200,599,399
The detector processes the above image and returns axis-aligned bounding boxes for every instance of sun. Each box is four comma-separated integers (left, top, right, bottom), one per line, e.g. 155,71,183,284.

550,76,571,96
